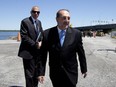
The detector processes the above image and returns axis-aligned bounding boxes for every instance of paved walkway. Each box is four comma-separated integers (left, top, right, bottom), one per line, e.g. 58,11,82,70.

0,35,116,87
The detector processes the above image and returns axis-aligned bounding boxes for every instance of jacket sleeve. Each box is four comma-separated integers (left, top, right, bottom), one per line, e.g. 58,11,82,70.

76,31,87,73
37,30,48,76
20,20,36,47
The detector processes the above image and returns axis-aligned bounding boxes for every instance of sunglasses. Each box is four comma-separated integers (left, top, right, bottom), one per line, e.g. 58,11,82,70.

32,11,40,14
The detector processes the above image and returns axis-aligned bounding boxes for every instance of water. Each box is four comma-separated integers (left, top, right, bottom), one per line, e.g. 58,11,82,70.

0,31,18,40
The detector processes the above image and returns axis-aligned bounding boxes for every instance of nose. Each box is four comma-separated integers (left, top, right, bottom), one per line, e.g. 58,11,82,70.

65,17,70,22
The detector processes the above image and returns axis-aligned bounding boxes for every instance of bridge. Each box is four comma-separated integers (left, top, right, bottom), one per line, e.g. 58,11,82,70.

74,24,116,33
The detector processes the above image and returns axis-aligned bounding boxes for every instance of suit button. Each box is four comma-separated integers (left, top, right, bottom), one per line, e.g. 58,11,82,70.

61,65,64,68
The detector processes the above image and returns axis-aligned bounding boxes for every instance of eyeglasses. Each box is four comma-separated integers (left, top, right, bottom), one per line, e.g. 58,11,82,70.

32,11,40,14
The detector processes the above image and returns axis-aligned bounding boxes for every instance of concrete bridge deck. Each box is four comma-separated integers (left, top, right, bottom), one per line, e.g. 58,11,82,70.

0,35,116,87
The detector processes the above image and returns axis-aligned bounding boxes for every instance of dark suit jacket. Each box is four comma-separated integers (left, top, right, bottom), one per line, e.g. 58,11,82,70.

41,26,87,86
18,16,43,59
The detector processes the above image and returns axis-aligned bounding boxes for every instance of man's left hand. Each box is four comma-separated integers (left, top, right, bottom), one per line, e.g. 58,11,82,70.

36,41,42,49
82,72,87,78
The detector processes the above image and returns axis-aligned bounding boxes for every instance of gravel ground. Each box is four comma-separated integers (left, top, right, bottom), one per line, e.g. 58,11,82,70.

0,35,116,87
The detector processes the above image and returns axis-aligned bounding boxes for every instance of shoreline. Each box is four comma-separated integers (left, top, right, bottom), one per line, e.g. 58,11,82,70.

0,39,20,44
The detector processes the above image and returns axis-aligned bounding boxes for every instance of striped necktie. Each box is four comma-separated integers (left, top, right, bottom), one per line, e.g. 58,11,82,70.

59,30,65,46
35,21,39,35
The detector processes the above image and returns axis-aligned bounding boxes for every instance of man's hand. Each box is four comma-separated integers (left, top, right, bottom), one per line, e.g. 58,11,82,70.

37,76,44,84
36,41,42,49
82,72,87,78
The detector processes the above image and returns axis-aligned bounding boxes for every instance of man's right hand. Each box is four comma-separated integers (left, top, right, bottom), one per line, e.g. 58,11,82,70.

36,41,42,49
37,76,44,84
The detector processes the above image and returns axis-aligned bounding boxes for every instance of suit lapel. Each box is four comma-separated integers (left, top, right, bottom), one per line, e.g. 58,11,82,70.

51,27,72,49
29,17,37,36
54,27,61,48
62,27,72,48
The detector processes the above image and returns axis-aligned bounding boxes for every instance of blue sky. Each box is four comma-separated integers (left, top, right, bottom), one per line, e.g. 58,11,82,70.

0,0,116,30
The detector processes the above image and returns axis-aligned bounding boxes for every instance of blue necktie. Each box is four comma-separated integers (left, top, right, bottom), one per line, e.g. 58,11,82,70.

60,30,65,46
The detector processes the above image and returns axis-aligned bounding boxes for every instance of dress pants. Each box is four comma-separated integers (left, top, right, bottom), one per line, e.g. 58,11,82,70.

50,68,76,87
23,58,38,87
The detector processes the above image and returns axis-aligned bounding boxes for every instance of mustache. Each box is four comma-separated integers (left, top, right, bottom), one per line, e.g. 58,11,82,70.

64,22,69,25
58,22,69,26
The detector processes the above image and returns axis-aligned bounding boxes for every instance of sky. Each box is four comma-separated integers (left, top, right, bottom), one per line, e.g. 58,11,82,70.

0,0,116,30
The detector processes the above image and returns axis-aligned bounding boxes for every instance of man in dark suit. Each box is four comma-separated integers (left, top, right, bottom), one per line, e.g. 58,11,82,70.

41,9,87,87
18,6,44,87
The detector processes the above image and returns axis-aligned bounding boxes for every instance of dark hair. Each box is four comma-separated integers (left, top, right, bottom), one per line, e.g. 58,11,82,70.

56,9,70,18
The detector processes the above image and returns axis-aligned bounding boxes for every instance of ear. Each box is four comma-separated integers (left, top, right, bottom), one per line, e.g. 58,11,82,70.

30,11,32,14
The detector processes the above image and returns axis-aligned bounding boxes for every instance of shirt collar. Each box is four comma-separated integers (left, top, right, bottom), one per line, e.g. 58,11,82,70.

57,26,66,34
31,16,37,23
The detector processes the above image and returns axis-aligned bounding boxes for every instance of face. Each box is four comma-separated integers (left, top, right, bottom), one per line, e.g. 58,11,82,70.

56,10,70,29
31,6,40,19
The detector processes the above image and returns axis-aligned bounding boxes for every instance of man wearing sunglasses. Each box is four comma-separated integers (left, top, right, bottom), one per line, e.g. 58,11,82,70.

18,6,44,87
